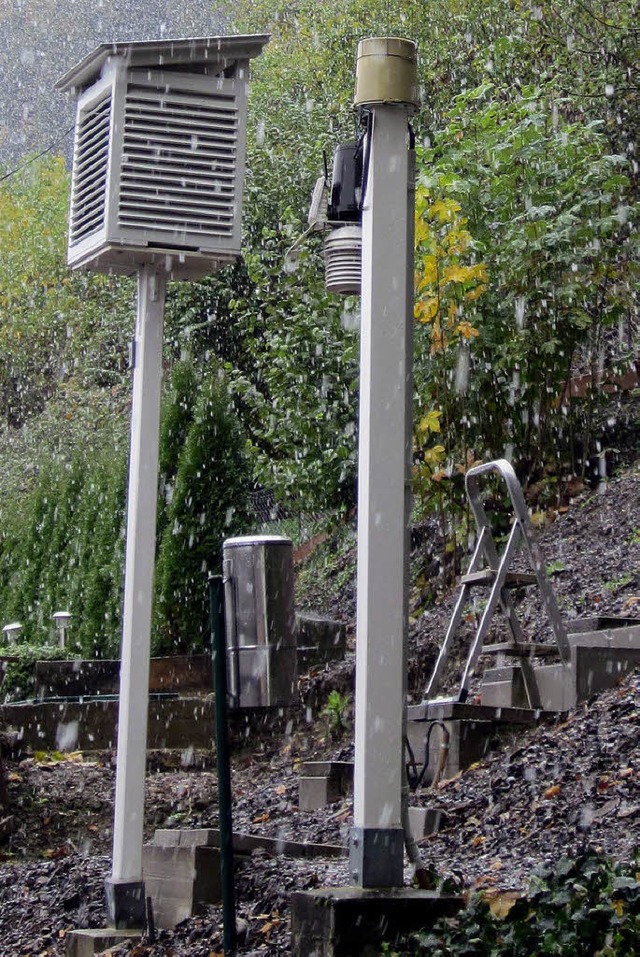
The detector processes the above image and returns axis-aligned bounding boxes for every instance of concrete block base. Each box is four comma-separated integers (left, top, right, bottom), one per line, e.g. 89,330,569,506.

408,805,446,839
299,776,338,810
299,761,353,810
291,887,463,957
65,928,142,957
142,843,221,929
480,666,528,709
104,878,145,929
296,614,346,670
405,716,493,785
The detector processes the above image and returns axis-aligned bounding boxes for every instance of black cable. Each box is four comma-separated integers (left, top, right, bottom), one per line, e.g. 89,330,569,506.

405,720,448,791
0,125,74,185
357,109,373,210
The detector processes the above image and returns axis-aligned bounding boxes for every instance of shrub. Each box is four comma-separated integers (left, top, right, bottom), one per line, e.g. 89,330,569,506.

389,851,640,956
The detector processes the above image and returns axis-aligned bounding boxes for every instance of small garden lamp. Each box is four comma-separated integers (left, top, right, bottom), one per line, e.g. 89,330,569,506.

52,611,72,649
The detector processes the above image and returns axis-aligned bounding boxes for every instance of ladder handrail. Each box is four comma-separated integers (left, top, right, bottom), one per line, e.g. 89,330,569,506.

465,458,529,536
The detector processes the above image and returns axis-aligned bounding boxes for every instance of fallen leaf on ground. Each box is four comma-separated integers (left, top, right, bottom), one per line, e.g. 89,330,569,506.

486,891,521,918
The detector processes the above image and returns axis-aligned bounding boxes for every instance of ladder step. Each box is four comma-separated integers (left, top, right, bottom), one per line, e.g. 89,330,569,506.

481,642,560,658
460,570,537,587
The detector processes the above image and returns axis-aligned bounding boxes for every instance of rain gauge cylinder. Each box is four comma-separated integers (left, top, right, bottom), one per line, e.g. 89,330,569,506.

58,33,268,929
222,535,297,708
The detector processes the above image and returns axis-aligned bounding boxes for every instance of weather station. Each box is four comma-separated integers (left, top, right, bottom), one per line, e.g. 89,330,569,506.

290,37,463,956
57,33,268,931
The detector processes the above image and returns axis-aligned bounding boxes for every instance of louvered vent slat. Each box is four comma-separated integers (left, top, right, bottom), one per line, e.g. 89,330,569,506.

120,160,235,185
119,191,235,214
124,125,237,146
122,145,235,167
70,93,111,246
119,82,238,237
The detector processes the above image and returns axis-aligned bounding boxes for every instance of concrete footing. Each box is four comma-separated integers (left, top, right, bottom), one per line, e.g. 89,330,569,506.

405,715,494,785
142,838,221,929
104,878,145,929
296,614,346,671
65,928,142,957
290,887,463,957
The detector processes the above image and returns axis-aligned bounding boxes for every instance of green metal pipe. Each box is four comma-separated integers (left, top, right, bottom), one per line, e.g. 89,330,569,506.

208,573,236,954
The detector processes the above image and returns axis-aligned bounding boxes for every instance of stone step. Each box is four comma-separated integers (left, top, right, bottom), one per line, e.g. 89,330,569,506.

298,760,353,811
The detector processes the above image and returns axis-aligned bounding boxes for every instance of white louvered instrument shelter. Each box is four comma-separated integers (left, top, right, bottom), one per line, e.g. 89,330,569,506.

58,35,269,279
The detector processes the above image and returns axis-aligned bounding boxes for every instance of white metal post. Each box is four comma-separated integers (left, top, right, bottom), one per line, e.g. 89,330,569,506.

106,265,165,927
350,102,415,888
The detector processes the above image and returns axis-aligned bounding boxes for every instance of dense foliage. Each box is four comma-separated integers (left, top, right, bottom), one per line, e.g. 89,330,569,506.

0,0,637,653
414,84,636,481
153,360,252,655
0,355,250,660
385,851,640,956
0,157,133,430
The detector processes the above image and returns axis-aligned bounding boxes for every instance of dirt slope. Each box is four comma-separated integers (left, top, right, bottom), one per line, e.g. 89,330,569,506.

0,461,638,955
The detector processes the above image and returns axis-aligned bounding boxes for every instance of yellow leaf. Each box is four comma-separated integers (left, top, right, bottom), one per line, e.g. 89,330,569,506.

466,283,488,301
446,232,472,255
423,445,446,466
544,785,561,799
469,262,488,282
415,297,439,323
430,198,460,223
455,321,480,340
419,254,438,287
430,316,447,353
443,263,475,285
415,218,430,243
487,892,520,918
612,899,624,917
418,409,442,435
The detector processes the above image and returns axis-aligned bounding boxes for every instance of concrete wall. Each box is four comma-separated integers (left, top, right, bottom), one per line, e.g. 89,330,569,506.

0,697,214,751
34,655,212,699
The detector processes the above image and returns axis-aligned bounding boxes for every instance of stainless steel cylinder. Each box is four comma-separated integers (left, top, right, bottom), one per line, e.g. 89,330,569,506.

222,535,297,708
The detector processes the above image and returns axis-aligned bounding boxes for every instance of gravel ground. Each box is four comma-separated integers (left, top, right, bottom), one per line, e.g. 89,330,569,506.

0,461,638,955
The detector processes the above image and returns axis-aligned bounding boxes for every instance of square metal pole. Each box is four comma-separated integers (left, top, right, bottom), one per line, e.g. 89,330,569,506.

106,265,165,927
350,104,414,888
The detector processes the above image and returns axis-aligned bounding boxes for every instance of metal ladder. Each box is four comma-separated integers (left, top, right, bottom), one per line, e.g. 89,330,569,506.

423,459,571,709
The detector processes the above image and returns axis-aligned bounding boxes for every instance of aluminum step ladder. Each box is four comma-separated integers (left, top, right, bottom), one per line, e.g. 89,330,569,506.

423,459,571,709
